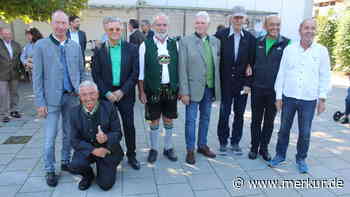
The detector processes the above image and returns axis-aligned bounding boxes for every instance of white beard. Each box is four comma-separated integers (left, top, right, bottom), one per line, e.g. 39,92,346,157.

155,32,168,40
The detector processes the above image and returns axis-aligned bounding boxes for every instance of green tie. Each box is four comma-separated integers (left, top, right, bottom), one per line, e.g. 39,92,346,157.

203,38,214,88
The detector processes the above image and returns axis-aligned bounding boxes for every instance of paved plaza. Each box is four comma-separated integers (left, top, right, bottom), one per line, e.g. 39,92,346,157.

0,74,349,197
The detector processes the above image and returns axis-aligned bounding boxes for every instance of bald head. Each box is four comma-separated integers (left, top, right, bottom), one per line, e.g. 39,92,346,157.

264,15,281,39
51,10,69,40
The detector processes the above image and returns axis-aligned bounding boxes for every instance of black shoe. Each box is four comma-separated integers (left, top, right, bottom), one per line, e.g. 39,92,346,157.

163,148,178,162
128,156,141,170
2,116,10,123
61,163,70,172
248,151,257,160
10,111,21,118
341,117,349,124
46,172,58,187
147,149,158,164
259,151,272,161
78,175,94,190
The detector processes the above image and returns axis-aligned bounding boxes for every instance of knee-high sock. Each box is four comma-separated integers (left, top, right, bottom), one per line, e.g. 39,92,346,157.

164,123,174,150
149,125,159,151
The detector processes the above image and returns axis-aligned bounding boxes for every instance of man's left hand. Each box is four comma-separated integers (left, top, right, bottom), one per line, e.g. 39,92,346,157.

96,125,108,144
317,99,326,115
113,90,124,102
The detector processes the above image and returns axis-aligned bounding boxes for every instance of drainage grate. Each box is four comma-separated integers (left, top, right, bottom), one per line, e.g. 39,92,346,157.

3,136,32,144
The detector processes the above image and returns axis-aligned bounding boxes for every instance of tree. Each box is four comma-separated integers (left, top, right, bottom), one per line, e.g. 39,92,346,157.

335,9,350,72
316,12,338,68
0,0,88,23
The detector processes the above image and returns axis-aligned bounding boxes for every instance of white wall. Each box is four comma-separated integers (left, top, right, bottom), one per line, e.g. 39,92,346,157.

88,0,314,41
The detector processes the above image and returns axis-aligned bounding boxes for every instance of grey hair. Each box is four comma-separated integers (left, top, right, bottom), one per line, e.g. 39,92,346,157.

102,16,123,25
141,19,151,26
195,11,210,23
299,18,316,30
152,13,170,24
79,81,98,92
51,10,68,22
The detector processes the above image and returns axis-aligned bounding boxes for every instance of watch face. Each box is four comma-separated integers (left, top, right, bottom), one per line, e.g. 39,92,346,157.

158,54,171,65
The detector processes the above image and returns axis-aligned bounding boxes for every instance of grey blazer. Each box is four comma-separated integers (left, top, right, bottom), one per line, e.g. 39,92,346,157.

33,35,87,107
178,33,221,102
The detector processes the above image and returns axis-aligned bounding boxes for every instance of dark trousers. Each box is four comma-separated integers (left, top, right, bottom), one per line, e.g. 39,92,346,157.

250,87,277,153
114,99,136,158
217,89,248,146
345,87,350,115
70,151,122,191
275,96,316,161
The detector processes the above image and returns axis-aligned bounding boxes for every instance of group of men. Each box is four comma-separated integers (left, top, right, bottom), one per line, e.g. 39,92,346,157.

30,5,331,192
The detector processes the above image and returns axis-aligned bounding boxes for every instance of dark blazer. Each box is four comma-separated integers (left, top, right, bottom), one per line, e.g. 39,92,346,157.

70,100,124,162
66,30,87,57
0,39,22,81
129,29,146,47
215,28,256,96
91,41,139,103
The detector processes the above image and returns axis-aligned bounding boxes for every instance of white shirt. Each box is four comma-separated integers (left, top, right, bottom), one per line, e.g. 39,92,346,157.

69,30,80,44
3,40,13,58
274,42,332,101
229,26,244,62
139,36,172,84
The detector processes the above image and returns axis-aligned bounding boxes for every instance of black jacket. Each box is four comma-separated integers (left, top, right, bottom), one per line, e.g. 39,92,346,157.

91,41,139,103
252,35,290,90
215,28,256,96
70,100,124,162
66,30,87,58
129,29,146,47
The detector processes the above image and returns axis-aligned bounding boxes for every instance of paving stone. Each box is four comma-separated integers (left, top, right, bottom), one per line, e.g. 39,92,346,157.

123,178,157,196
0,171,30,186
158,183,194,197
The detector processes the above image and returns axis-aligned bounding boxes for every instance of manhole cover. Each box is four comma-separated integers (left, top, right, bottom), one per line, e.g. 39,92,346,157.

3,136,32,144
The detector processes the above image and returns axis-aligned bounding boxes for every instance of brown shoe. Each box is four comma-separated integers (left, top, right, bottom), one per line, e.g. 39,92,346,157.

197,145,216,158
186,150,196,165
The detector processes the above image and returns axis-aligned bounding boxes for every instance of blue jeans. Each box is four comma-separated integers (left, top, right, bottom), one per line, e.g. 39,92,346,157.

44,93,78,172
345,87,350,115
275,96,316,161
185,88,213,151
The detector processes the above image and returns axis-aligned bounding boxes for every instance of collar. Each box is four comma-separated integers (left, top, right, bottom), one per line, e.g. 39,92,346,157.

106,39,122,48
50,34,67,46
153,35,169,44
69,29,79,34
298,40,315,51
82,101,100,115
229,26,244,37
260,34,284,43
2,39,11,45
194,32,209,41
130,29,137,35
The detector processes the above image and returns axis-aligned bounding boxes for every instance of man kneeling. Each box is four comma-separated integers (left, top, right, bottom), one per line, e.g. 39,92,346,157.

70,81,124,191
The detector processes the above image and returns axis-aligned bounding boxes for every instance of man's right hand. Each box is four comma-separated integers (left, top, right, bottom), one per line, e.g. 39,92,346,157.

181,95,190,105
139,91,147,104
275,99,282,112
92,147,111,158
106,94,117,103
37,106,48,118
